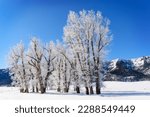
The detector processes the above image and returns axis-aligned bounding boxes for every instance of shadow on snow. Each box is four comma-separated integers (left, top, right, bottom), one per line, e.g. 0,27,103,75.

29,91,150,97
101,91,150,97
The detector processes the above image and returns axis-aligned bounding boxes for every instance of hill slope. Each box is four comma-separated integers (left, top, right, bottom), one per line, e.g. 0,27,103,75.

0,69,11,86
105,56,150,81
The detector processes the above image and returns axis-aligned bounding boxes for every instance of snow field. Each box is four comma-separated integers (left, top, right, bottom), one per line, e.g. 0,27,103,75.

0,81,150,100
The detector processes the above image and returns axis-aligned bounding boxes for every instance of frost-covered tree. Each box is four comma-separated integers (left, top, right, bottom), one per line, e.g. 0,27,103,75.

63,10,112,94
9,38,57,94
8,42,29,93
54,42,72,93
27,38,57,93
42,41,56,93
27,38,45,93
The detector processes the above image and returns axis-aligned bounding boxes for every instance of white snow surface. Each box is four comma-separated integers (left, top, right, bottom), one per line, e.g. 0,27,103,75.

0,81,150,100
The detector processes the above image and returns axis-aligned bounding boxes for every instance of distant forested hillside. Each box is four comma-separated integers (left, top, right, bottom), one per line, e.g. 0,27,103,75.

0,69,11,86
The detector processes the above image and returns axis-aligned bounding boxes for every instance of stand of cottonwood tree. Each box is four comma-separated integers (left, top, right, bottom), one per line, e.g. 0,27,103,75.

8,10,111,95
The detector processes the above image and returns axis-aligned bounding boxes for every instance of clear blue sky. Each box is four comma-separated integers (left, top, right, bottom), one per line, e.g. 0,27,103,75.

0,0,150,68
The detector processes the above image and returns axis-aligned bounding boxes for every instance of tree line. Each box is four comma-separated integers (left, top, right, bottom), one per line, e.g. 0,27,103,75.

8,10,112,95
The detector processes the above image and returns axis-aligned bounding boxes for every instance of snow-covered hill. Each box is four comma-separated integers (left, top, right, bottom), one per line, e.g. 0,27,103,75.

108,56,150,70
0,81,150,100
105,56,150,81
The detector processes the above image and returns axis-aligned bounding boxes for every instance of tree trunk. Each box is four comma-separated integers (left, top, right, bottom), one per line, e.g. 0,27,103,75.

24,88,29,93
32,86,35,92
37,69,45,94
90,86,94,94
64,87,69,93
76,86,80,93
63,59,69,93
43,87,46,93
20,88,24,93
57,86,61,92
40,86,45,94
96,78,101,94
36,86,39,93
96,86,101,94
85,87,89,95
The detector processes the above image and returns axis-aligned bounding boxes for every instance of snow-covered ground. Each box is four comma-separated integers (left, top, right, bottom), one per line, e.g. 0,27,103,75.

0,81,150,100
